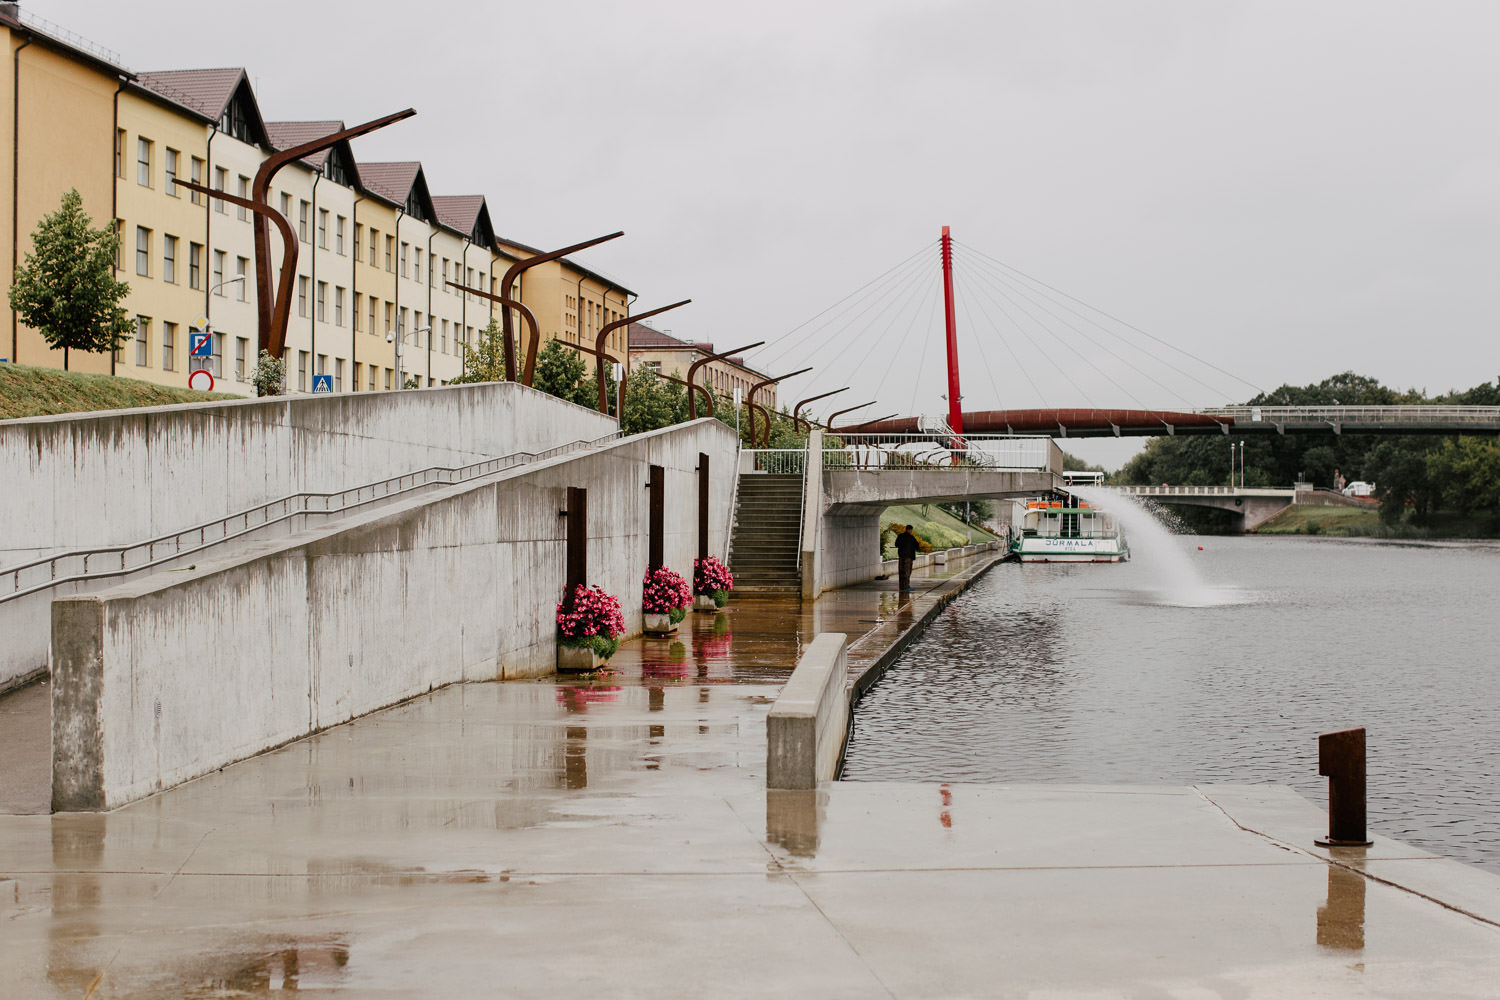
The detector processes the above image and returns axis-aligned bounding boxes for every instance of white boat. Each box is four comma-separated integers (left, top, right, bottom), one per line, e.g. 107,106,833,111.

1009,498,1128,563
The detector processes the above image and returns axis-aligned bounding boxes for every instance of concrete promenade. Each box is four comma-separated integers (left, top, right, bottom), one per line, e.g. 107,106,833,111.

3,554,1499,997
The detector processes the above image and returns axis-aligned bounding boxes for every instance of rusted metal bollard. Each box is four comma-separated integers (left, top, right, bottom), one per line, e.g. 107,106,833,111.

1315,727,1374,847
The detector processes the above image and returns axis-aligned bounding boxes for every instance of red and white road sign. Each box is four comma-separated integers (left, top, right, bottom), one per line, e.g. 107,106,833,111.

188,369,215,391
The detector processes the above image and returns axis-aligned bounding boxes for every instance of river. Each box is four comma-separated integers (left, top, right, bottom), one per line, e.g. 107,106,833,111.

842,531,1500,872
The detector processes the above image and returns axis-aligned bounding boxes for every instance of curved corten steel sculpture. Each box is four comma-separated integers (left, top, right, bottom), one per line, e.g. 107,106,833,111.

251,109,416,357
593,299,690,412
444,279,542,384
685,340,765,420
792,386,849,432
175,180,298,355
747,367,812,447
825,401,877,434
495,232,624,384
652,370,713,416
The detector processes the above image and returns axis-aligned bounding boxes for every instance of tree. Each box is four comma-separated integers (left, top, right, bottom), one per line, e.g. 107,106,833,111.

9,188,134,369
251,349,285,397
1364,437,1441,524
620,364,684,434
532,338,596,407
448,318,509,384
1426,437,1500,513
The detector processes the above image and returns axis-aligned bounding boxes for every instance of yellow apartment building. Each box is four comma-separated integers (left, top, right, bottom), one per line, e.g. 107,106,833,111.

627,324,771,409
495,237,634,369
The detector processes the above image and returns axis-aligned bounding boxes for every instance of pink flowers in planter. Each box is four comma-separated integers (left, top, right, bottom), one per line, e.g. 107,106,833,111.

643,565,693,621
557,584,626,658
693,556,734,607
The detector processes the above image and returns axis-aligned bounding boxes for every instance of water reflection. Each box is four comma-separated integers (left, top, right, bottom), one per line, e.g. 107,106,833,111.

48,815,105,995
1317,855,1368,951
182,940,351,996
766,789,823,857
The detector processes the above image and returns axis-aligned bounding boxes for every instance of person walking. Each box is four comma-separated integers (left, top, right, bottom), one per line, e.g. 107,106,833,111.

895,524,919,591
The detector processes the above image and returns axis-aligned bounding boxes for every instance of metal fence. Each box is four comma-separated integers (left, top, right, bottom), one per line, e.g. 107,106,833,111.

2,432,621,604
1201,405,1500,427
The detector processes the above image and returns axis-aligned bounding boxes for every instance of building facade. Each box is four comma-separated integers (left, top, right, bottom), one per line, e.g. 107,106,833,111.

627,324,771,410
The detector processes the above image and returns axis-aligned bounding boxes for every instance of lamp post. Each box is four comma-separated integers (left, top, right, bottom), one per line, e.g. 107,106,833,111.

387,325,430,389
198,274,246,377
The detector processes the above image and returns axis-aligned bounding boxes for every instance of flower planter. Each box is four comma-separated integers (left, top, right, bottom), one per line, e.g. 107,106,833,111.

643,611,679,635
557,642,602,673
694,594,719,612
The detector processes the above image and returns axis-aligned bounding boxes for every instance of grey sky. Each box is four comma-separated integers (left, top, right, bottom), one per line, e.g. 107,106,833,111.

55,0,1500,467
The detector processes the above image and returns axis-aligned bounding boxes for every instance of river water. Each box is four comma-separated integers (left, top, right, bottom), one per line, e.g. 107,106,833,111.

842,529,1500,872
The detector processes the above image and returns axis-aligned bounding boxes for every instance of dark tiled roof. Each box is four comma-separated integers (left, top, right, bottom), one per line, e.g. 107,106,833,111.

136,67,246,120
265,120,342,169
431,195,484,233
629,324,705,351
359,161,421,206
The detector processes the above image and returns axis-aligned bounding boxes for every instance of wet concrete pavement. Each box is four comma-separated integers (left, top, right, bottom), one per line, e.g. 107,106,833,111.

3,553,1500,997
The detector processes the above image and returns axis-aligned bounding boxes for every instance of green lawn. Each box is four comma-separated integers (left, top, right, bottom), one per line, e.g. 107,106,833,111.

881,502,997,558
0,363,237,420
1254,503,1500,539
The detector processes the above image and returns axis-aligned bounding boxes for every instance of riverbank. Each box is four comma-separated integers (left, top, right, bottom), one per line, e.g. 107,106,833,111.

3,553,1498,996
1254,503,1500,537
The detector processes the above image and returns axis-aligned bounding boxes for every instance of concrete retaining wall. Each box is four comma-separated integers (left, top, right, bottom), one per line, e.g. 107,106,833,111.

1,381,615,563
766,633,849,790
50,418,739,810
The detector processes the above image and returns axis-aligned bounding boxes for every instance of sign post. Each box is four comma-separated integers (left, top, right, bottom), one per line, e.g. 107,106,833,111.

188,327,214,391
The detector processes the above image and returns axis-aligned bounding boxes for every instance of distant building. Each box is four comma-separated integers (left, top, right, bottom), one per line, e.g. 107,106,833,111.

0,6,635,395
627,324,771,410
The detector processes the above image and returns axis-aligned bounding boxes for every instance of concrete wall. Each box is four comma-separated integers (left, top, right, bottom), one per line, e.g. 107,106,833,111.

0,381,616,563
50,418,739,810
766,633,849,790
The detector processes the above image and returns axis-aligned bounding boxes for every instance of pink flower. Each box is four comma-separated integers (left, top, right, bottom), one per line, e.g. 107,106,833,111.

642,566,692,614
556,584,626,639
693,556,734,596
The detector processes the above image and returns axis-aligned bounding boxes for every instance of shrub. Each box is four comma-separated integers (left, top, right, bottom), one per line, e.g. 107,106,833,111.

643,566,692,615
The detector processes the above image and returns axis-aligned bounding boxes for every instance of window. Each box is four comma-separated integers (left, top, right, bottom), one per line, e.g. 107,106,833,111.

441,320,448,353
384,236,393,271
384,303,392,333
299,201,309,242
162,322,176,371
235,337,248,380
237,176,249,221
212,251,225,292
335,358,344,392
214,167,227,213
414,247,422,280
137,138,152,187
189,243,202,289
280,192,292,220
413,312,422,343
165,148,179,196
353,222,362,258
212,333,224,376
115,129,125,178
353,292,363,332
369,227,378,265
385,368,393,391
335,215,345,254
235,257,248,300
334,286,345,326
316,281,327,322
162,235,177,283
399,307,408,336
369,298,377,335
298,276,309,317
134,316,150,366
399,241,408,277
353,362,362,391
442,257,450,291
368,366,376,391
189,157,204,205
298,351,308,392
135,227,151,276
318,208,328,249
317,354,327,380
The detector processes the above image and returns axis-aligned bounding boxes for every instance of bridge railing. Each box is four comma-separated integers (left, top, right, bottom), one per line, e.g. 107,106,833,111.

2,432,622,604
1200,405,1500,426
821,434,1055,472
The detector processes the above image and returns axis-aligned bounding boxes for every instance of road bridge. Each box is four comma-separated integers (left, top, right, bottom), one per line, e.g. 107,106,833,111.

1093,484,1374,531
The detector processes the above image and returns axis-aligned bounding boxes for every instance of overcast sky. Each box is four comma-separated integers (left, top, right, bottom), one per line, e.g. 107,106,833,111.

54,0,1499,467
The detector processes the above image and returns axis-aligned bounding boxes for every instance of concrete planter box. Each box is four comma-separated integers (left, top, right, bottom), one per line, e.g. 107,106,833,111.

694,595,720,612
643,612,679,635
556,643,602,673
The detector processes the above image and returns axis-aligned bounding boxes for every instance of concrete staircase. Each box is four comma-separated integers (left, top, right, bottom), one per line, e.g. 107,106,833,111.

729,474,804,594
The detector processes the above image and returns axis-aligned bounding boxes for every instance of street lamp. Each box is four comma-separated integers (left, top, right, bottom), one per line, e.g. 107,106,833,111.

196,274,246,377
386,325,430,389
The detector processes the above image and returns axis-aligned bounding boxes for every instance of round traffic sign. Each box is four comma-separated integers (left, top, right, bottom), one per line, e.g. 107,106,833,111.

188,369,215,391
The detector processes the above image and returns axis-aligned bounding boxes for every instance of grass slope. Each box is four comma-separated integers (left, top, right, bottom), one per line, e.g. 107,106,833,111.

1254,503,1500,539
881,502,997,557
0,363,237,420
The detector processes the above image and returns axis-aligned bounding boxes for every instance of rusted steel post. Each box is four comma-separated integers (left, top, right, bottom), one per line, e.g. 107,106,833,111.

565,486,587,598
1316,728,1373,847
251,110,416,358
648,465,665,571
594,299,690,412
686,340,766,420
445,279,542,385
793,386,849,432
652,370,713,417
175,180,298,358
495,232,624,384
697,453,710,560
747,367,813,447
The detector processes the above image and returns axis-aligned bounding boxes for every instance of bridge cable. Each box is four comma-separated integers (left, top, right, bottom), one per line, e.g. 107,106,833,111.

953,240,1266,399
951,267,1013,412
751,247,936,378
906,283,944,417
959,262,1094,406
957,280,1047,409
865,268,943,417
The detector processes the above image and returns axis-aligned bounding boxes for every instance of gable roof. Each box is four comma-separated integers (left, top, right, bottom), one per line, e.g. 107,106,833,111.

627,323,763,375
431,195,497,246
359,161,439,223
135,67,269,145
265,120,360,186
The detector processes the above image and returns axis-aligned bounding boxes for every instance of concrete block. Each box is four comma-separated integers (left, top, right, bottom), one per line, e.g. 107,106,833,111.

767,633,849,789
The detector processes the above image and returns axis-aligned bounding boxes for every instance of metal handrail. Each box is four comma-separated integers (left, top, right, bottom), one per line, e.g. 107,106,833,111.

794,437,812,571
1101,484,1296,497
2,432,621,604
1200,405,1500,424
820,434,1054,472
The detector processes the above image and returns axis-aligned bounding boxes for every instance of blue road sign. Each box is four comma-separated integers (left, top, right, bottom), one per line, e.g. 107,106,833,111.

312,374,333,393
189,332,212,357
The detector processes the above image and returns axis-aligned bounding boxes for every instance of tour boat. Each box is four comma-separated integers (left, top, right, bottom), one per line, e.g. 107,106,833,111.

1009,498,1129,563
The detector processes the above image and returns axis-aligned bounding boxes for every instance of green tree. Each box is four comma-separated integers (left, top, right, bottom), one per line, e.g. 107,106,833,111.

1364,437,1441,524
1426,437,1500,513
449,318,510,385
620,365,684,434
532,338,596,407
9,188,134,369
